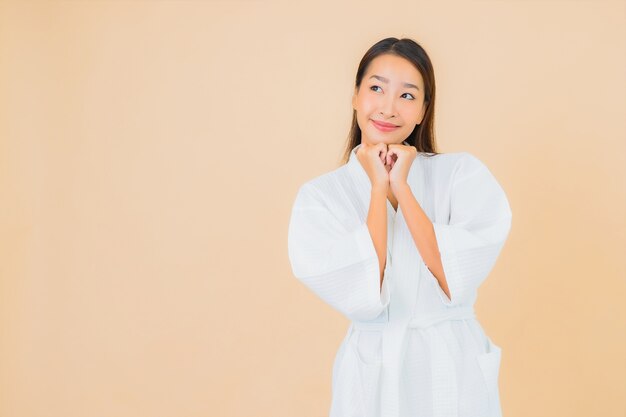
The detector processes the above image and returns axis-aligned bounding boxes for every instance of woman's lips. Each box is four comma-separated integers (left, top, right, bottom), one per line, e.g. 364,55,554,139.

371,120,399,132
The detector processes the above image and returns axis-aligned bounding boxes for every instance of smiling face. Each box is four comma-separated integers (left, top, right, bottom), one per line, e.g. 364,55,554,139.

352,53,427,146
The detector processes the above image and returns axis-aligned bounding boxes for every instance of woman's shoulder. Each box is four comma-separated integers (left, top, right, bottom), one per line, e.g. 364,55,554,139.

426,151,490,175
422,150,480,162
292,164,351,206
417,151,502,192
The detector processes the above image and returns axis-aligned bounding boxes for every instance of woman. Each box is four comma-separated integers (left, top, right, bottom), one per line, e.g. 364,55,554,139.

287,37,512,417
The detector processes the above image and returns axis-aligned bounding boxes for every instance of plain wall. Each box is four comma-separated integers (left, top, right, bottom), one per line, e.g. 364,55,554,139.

1,1,624,416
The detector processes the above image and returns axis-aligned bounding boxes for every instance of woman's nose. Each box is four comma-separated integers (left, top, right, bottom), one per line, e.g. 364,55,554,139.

379,96,396,117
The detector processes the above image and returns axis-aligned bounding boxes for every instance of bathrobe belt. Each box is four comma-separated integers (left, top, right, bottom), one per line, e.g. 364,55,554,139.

351,304,477,417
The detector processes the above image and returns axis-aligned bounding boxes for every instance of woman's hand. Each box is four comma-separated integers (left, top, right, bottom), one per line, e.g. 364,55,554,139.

356,142,390,190
386,143,417,191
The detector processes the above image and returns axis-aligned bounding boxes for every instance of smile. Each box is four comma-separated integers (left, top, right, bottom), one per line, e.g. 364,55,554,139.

371,120,399,132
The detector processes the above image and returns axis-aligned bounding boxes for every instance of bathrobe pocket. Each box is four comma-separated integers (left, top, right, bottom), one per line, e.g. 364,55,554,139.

476,336,503,417
330,330,382,417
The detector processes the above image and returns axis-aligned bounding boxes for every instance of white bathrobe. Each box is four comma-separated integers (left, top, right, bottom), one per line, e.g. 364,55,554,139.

287,141,513,417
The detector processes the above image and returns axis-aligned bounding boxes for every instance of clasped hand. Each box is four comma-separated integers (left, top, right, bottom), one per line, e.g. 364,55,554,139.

356,142,417,192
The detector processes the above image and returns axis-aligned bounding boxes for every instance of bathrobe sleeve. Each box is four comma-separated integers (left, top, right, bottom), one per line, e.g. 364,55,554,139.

287,183,391,322
425,153,513,307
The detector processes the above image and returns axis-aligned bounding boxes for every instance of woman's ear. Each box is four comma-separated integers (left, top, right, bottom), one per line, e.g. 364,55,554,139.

352,86,361,110
417,101,428,123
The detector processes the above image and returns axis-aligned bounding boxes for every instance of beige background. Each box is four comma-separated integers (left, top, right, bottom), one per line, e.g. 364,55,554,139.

1,0,624,416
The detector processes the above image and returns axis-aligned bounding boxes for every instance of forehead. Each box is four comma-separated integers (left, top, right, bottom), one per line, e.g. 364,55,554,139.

364,54,424,89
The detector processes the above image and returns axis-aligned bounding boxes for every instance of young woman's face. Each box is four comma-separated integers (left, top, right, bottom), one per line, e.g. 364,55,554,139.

352,53,427,146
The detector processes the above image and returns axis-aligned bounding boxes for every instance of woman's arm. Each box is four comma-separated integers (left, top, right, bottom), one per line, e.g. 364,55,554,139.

367,184,389,291
287,183,392,321
395,183,451,300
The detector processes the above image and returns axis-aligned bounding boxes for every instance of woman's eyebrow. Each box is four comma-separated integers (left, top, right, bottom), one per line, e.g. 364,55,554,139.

369,74,420,91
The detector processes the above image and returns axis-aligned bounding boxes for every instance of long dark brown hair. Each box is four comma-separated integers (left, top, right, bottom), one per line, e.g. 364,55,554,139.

341,37,440,164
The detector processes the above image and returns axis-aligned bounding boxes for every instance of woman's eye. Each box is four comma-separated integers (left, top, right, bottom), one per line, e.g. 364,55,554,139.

370,85,414,100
